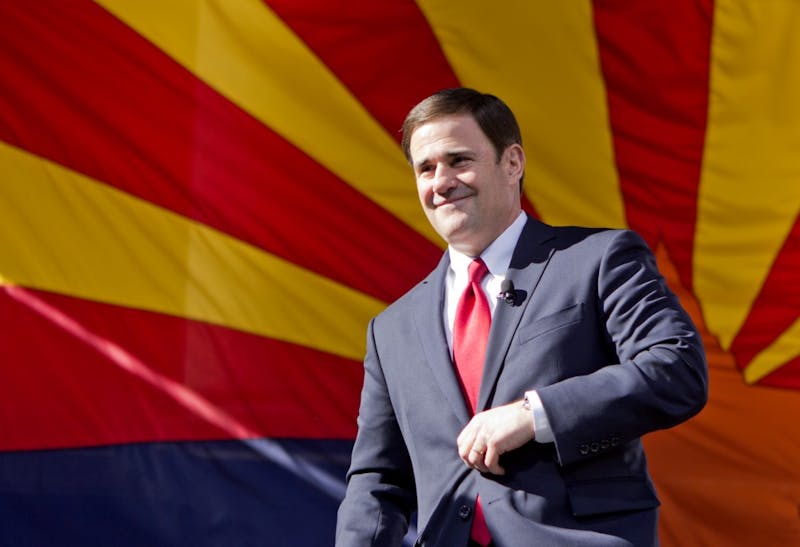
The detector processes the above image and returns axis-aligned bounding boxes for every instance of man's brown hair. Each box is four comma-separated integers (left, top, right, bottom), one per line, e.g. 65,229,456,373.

400,88,523,164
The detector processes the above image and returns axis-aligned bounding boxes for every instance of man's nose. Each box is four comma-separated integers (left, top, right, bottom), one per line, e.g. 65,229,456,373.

432,163,457,193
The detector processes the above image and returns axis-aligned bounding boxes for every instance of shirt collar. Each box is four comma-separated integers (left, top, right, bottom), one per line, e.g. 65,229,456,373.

448,212,527,278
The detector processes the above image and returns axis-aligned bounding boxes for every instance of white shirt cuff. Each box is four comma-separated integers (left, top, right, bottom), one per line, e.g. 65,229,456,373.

525,390,554,444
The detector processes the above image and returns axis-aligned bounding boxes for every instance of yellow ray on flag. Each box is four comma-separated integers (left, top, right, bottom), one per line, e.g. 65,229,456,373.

0,142,384,360
695,0,800,349
418,0,625,229
743,316,800,384
96,0,440,247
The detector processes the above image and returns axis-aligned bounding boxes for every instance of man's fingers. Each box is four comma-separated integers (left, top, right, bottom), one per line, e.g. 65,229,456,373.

459,424,493,473
467,446,488,472
463,438,487,467
484,445,505,475
456,400,535,474
461,428,499,474
457,426,479,461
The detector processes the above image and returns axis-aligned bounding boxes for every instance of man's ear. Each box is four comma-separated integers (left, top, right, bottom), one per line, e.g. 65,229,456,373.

503,144,525,183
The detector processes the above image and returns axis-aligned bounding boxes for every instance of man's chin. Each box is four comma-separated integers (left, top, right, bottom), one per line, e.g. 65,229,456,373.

434,220,476,248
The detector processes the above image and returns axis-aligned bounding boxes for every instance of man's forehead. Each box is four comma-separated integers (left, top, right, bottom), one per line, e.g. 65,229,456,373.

411,113,478,137
409,115,487,158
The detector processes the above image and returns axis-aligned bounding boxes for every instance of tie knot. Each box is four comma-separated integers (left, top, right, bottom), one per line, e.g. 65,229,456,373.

467,258,489,285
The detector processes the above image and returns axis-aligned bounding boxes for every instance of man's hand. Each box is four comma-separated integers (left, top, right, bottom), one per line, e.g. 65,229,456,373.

457,400,536,475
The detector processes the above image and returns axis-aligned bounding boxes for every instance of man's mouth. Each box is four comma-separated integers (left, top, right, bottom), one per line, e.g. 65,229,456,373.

434,192,473,208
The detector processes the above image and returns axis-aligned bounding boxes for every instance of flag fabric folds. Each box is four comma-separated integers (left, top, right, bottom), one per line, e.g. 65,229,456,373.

1,1,798,545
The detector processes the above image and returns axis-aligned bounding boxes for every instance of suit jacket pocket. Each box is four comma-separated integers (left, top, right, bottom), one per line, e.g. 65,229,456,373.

518,303,583,345
566,477,660,517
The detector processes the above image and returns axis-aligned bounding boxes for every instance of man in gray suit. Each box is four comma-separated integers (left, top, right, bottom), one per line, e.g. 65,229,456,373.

336,88,707,546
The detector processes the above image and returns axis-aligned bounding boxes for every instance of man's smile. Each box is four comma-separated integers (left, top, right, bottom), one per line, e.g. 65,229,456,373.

433,189,475,208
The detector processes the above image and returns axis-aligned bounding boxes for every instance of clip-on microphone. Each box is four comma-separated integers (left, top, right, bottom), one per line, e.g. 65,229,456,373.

497,279,516,305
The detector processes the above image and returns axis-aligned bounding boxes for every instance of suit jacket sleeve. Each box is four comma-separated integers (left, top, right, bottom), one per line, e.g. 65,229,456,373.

336,318,416,546
536,229,708,467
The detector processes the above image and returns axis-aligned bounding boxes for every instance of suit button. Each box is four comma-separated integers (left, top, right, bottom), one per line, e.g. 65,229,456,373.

579,444,589,455
590,442,600,453
458,505,472,520
611,436,620,447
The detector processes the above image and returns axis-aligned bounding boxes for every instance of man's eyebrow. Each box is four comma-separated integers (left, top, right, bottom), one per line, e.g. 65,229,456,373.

413,149,475,170
413,157,431,171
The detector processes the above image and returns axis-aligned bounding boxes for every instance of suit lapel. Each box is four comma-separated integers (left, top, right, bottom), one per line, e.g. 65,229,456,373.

414,253,472,424
477,217,556,411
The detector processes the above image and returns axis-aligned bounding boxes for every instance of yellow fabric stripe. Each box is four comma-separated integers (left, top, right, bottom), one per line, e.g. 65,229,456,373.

417,0,625,229
695,1,800,349
0,142,384,360
96,0,439,246
743,317,800,384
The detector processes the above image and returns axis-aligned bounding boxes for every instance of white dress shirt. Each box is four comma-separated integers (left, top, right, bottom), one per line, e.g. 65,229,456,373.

444,212,553,443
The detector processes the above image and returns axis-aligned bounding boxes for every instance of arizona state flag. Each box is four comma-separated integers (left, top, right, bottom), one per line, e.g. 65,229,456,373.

1,1,798,545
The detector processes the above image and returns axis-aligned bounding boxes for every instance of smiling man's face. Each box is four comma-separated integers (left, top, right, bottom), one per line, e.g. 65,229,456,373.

409,113,524,256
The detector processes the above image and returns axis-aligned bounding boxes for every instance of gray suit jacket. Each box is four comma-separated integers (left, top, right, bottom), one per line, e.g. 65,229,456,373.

337,217,707,546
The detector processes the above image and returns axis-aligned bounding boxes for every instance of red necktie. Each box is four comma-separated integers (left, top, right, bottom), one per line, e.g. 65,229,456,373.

453,258,491,413
452,258,492,546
